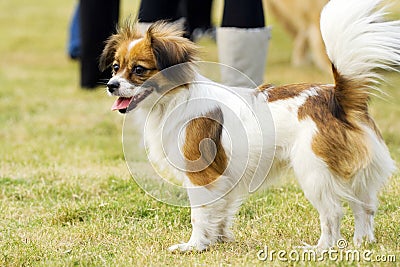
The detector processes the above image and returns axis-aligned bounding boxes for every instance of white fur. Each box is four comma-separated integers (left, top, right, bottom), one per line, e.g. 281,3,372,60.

321,0,400,85
128,38,143,51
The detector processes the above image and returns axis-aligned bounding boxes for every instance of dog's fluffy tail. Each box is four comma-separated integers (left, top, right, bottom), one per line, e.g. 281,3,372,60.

320,0,400,117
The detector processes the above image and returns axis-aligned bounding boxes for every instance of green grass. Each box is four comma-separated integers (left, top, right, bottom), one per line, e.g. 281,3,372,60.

0,0,399,266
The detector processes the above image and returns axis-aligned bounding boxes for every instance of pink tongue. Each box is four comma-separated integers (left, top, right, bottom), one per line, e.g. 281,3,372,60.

111,97,132,111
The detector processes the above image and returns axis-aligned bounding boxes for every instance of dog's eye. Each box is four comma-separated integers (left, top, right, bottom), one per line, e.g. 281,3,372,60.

112,63,120,72
132,65,146,76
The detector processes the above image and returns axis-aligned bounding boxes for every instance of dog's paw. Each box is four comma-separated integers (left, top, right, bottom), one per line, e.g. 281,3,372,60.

353,239,362,248
354,236,376,248
168,242,208,253
217,233,234,243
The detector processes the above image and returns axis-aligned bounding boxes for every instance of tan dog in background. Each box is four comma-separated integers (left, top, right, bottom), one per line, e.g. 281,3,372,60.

266,0,330,71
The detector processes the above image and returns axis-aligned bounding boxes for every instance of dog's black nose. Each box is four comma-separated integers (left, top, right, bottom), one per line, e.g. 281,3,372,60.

107,80,120,93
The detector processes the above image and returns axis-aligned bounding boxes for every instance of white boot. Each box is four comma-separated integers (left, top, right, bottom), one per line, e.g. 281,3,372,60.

216,27,271,87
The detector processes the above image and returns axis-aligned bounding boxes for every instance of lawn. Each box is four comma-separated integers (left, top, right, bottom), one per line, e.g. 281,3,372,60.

0,0,399,266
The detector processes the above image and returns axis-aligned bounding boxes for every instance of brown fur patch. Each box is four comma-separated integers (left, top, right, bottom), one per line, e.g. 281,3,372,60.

259,83,318,102
332,65,369,118
257,83,275,92
114,38,159,85
147,21,198,70
298,86,379,179
184,107,228,186
263,77,382,179
99,20,143,72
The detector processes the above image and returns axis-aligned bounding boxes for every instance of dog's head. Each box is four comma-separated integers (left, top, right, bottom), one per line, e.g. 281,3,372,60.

100,20,198,113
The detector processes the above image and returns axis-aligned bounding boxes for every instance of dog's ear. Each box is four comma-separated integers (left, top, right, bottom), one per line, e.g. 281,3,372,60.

99,34,120,72
146,21,198,70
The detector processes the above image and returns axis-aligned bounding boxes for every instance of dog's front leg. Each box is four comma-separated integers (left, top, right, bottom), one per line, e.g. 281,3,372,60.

168,182,234,252
168,205,222,252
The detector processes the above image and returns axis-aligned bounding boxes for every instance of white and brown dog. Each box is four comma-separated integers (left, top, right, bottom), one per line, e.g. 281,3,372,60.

100,0,399,251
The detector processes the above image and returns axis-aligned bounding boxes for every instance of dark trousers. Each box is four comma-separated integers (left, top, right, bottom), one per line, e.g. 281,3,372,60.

138,0,264,37
221,0,264,28
138,0,213,40
79,0,120,88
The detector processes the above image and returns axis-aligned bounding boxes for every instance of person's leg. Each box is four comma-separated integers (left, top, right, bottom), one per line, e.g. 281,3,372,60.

221,0,264,28
217,0,271,87
138,0,181,22
137,0,182,35
79,0,120,88
68,4,81,60
185,0,214,41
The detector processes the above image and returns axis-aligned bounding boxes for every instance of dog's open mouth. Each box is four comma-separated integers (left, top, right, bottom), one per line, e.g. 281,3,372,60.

111,87,154,113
